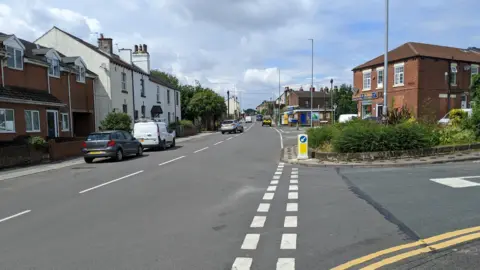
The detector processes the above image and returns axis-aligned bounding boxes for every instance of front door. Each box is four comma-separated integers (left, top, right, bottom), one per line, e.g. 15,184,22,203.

46,110,59,138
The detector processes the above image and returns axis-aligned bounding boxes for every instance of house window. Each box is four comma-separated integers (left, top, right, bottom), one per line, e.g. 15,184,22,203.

175,91,179,106
6,46,23,70
61,113,70,131
167,90,171,104
76,66,86,83
0,108,15,132
377,68,384,88
140,78,145,97
362,70,371,90
134,110,139,120
122,104,127,113
168,112,171,123
471,64,479,85
394,63,405,86
47,58,60,77
450,63,458,86
25,110,40,132
156,86,160,103
121,72,127,91
141,105,146,118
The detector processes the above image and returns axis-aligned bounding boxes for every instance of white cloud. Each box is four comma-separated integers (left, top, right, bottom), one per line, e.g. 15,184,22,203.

0,0,478,109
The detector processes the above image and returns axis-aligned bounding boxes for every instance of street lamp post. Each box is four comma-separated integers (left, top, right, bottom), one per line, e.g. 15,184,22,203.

309,38,314,127
330,79,334,124
278,68,281,126
383,0,389,117
227,90,230,118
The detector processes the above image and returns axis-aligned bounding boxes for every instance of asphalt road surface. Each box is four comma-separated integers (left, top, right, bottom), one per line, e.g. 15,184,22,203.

1,123,480,269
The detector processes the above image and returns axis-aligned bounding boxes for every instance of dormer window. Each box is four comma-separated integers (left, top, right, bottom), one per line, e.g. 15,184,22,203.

6,46,23,70
76,65,86,83
47,58,60,77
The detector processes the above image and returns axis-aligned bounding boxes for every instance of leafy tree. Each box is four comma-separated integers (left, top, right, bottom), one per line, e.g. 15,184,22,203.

100,112,132,132
244,108,256,115
150,69,180,89
188,89,227,130
332,84,357,119
468,74,480,136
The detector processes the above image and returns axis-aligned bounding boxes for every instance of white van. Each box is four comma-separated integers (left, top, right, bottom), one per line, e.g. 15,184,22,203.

245,116,252,123
438,108,472,125
133,120,176,150
338,114,358,123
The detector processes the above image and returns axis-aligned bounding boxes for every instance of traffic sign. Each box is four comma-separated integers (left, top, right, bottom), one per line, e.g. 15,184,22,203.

297,134,308,159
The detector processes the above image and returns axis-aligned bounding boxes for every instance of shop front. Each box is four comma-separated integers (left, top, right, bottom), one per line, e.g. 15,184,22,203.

352,91,384,119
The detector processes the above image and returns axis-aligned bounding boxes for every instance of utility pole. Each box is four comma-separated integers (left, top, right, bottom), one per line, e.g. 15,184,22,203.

330,79,334,124
227,90,230,118
383,0,389,117
309,38,314,127
278,68,281,126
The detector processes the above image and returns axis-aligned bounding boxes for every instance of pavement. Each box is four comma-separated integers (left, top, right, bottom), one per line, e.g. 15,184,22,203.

1,122,480,269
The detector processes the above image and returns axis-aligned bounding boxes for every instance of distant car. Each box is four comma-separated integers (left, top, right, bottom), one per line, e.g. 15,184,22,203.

133,120,175,150
220,119,244,134
256,115,263,122
245,116,252,123
338,114,358,123
262,116,272,126
82,130,143,163
438,108,472,125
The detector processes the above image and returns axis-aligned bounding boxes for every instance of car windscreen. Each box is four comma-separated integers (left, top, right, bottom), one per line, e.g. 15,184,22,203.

87,133,111,141
222,120,234,124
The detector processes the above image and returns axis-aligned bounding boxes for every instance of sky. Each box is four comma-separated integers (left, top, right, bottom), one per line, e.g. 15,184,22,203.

0,0,479,109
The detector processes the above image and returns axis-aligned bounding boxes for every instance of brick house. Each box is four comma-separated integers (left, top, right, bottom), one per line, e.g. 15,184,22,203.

283,87,334,125
0,33,96,141
352,42,480,120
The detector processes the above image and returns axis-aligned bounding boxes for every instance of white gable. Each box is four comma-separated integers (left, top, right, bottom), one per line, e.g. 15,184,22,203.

3,35,26,50
45,49,61,60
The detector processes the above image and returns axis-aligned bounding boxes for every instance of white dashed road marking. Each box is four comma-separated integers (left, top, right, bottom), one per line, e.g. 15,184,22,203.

280,234,297,249
291,175,298,179
194,147,208,153
257,203,270,212
79,170,144,194
284,216,298,228
241,234,260,250
289,185,298,191
0,210,31,224
288,192,298,199
214,141,224,145
263,193,275,200
226,137,234,141
275,171,282,175
232,257,253,270
271,180,279,185
277,258,295,270
290,180,298,184
273,175,281,180
250,216,267,228
286,203,298,212
267,186,277,192
158,156,186,166
291,171,298,175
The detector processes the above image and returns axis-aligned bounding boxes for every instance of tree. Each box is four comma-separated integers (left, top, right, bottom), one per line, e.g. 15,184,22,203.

188,89,226,130
100,111,132,132
244,108,256,115
150,69,180,89
333,84,357,119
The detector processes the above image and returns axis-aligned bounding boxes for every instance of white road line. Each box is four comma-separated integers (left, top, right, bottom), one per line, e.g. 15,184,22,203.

275,172,282,175
291,167,297,170
280,129,285,133
267,186,277,192
288,192,298,199
241,234,260,250
279,162,285,165
281,234,297,249
232,257,253,270
273,128,284,149
235,134,241,137
270,180,279,185
291,171,298,175
273,175,281,180
291,175,298,179
159,156,186,166
284,216,298,228
250,216,267,228
226,137,234,141
257,203,270,212
290,180,298,184
0,210,31,224
289,185,298,191
278,165,284,168
286,203,298,212
277,258,295,270
194,147,209,153
245,122,255,132
214,141,224,145
263,193,275,200
430,177,480,188
79,171,144,194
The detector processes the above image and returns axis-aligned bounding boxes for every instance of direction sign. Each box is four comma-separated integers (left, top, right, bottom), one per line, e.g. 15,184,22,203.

297,134,308,160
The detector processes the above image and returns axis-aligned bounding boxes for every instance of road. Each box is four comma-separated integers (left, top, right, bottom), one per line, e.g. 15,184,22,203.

1,123,480,269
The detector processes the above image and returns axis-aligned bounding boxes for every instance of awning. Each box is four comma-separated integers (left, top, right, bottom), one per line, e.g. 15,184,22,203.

150,105,163,116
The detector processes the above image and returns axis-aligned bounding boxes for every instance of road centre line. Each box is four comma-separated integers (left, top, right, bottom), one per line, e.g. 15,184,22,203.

214,141,224,145
194,147,208,153
273,128,284,149
232,257,253,270
79,170,144,194
0,210,31,224
332,225,480,270
159,156,186,166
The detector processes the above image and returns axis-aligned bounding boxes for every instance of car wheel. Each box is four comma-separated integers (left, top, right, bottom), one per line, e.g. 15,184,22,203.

240,128,244,133
136,146,143,156
84,157,93,163
162,140,167,150
115,149,123,161
221,131,225,134
171,138,176,147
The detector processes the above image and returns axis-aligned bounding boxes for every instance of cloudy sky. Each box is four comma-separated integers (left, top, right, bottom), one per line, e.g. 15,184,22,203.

0,0,479,109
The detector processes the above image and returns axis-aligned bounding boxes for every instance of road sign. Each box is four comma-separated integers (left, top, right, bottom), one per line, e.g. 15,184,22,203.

297,134,308,159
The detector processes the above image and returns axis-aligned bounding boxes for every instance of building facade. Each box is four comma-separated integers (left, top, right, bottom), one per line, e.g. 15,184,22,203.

352,42,480,120
283,87,333,125
0,33,96,141
226,96,240,118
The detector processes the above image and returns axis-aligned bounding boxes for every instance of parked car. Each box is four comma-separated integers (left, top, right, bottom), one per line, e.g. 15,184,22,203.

256,114,263,122
438,108,472,125
338,114,358,123
262,116,272,126
133,120,176,150
82,130,143,163
245,116,252,123
220,119,244,134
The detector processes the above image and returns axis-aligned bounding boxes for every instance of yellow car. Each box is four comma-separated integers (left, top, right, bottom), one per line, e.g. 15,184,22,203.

262,117,272,126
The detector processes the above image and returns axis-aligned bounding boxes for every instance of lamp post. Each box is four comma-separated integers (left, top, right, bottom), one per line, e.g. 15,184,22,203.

309,38,314,127
278,68,281,126
330,79,334,124
383,0,389,117
227,90,230,118
333,104,338,124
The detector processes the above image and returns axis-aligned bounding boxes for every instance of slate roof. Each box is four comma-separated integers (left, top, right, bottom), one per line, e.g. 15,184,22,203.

149,74,178,91
353,42,480,70
292,90,331,98
0,85,65,105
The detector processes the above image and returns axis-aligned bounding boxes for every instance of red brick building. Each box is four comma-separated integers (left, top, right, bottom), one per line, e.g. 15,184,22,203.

283,87,333,125
0,33,96,141
352,42,480,121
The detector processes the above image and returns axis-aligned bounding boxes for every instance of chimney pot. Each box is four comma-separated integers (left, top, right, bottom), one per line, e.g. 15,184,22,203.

143,44,147,53
139,44,143,52
100,33,104,39
134,45,138,52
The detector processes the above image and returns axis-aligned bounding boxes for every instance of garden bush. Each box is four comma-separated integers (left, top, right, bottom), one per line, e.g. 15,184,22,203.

332,121,437,153
448,109,467,127
100,112,132,132
438,126,476,145
307,125,340,149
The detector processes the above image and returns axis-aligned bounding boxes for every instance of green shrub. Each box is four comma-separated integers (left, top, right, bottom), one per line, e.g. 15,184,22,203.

179,119,194,128
332,121,437,153
448,109,467,127
384,105,412,125
439,126,476,145
28,136,47,150
100,112,132,132
307,125,341,149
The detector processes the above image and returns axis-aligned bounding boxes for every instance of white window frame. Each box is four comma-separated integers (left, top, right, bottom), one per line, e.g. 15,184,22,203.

76,65,86,83
394,63,405,87
471,64,479,85
376,67,384,89
0,108,15,133
47,58,60,77
156,86,160,103
140,78,145,97
450,63,458,86
121,72,127,91
25,110,40,132
362,69,372,91
6,46,23,70
61,113,70,131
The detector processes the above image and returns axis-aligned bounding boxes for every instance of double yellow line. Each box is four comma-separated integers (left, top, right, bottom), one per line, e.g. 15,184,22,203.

332,225,480,270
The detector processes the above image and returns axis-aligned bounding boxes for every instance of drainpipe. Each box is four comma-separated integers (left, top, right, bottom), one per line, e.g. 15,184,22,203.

1,58,4,87
119,48,136,119
67,68,73,137
47,68,51,94
92,77,97,131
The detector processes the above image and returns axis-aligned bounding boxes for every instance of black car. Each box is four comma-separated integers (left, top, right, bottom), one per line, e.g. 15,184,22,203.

81,130,143,163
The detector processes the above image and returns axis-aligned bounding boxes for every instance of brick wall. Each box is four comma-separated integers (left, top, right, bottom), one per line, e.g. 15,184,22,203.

0,144,47,169
3,64,48,91
48,140,84,161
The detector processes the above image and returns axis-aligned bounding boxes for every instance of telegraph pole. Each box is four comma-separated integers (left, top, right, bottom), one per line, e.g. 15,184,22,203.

227,90,230,118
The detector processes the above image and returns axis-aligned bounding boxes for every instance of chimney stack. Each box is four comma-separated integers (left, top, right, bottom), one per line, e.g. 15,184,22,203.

97,34,113,55
138,44,143,52
134,45,138,52
143,44,147,53
310,87,315,92
132,43,151,73
299,86,304,91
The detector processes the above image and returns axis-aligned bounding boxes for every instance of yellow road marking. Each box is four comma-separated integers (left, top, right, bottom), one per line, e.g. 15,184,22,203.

362,232,480,269
332,225,480,270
